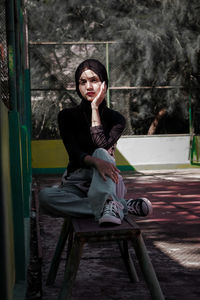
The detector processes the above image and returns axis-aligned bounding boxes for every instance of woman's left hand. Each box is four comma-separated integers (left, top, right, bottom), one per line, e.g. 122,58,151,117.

94,157,120,184
91,82,107,109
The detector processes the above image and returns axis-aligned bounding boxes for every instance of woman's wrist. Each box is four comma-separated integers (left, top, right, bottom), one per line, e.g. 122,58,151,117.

92,122,100,126
84,155,98,168
91,103,99,110
91,105,101,126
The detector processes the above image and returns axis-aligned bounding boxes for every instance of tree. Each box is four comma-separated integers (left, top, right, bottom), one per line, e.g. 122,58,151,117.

27,0,200,138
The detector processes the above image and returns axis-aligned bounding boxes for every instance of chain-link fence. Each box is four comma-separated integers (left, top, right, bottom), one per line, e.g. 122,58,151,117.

30,41,197,139
30,42,134,139
0,0,10,109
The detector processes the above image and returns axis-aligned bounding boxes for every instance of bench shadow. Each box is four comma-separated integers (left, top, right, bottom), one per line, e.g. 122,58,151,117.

27,174,200,300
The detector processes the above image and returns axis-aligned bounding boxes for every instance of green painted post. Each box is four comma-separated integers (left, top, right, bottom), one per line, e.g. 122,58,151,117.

24,70,31,134
21,125,30,218
15,1,23,115
24,69,32,183
22,3,32,182
6,0,32,291
19,5,26,124
6,0,17,111
196,136,200,162
106,43,111,108
189,94,193,136
188,93,195,164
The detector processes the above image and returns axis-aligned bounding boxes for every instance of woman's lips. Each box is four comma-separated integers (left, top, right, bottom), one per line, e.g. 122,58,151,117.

86,92,95,96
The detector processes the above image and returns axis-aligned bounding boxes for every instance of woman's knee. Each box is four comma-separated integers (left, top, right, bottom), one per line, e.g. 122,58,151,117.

93,148,107,156
39,188,49,205
93,148,114,163
39,187,58,206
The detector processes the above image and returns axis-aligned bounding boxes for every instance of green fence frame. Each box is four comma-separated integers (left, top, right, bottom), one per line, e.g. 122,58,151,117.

0,0,32,299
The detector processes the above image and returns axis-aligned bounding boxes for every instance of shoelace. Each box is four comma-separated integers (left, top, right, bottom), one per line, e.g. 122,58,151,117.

127,199,144,215
104,200,124,216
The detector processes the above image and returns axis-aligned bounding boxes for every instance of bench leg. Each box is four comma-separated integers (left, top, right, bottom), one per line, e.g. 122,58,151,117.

59,236,84,300
65,229,74,268
118,240,139,283
46,218,71,286
132,234,165,300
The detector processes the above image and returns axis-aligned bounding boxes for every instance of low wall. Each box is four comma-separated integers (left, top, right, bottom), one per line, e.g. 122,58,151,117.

117,134,191,169
31,139,134,174
32,134,192,173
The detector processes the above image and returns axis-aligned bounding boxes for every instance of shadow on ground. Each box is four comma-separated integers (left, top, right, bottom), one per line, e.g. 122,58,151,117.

26,169,200,300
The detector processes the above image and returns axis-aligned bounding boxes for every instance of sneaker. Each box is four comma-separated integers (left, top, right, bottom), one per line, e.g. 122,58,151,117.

99,200,124,225
126,198,153,217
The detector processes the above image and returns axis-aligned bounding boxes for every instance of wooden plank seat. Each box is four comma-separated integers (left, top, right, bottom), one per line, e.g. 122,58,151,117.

46,215,164,300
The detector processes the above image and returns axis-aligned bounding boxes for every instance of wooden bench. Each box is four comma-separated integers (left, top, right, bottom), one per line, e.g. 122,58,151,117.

46,216,164,300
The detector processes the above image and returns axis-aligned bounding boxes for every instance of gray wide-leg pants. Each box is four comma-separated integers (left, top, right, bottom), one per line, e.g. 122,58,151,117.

39,148,128,220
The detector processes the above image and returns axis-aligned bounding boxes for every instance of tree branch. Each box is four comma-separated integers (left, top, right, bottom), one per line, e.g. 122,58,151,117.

147,108,167,135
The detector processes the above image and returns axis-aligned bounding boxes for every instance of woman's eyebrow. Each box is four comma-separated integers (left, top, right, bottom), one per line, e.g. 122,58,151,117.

79,78,86,82
79,75,98,82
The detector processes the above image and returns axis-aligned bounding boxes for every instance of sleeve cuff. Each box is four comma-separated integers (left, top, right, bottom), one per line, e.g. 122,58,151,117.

90,124,103,134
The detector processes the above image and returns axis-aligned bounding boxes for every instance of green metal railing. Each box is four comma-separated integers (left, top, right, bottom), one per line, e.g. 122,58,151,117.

30,40,200,160
0,0,32,299
7,0,32,281
191,135,200,165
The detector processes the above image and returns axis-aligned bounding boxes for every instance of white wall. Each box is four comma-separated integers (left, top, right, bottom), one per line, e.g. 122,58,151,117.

117,134,191,169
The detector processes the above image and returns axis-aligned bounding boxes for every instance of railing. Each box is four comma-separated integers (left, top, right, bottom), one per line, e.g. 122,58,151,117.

0,1,32,299
29,40,196,138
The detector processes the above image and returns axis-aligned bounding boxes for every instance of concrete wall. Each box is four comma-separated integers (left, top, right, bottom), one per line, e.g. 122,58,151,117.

117,134,191,169
31,139,135,173
32,134,191,173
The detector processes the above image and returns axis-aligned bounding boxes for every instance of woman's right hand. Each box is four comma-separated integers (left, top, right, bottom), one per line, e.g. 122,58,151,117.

91,82,107,109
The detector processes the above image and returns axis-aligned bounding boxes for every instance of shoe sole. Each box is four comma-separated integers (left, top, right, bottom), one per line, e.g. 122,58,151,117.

142,198,153,215
99,215,122,225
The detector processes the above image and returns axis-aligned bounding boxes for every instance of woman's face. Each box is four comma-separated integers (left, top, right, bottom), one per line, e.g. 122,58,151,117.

79,69,102,101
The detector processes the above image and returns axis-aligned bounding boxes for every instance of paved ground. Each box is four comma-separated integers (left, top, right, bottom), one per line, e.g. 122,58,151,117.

28,168,200,300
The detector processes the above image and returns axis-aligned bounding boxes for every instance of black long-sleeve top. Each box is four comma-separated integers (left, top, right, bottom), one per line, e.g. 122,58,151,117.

58,99,126,175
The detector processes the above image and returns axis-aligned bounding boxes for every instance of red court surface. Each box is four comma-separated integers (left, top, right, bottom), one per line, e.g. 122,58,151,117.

28,168,200,300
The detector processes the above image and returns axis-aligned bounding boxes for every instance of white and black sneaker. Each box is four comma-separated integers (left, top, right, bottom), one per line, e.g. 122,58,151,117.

126,198,153,217
99,200,124,225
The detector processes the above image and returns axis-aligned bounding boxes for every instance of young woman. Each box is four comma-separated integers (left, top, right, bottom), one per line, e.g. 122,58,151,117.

39,59,152,225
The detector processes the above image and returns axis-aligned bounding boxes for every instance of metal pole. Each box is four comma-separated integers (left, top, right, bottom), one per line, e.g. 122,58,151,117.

106,42,110,108
6,0,27,282
6,0,17,111
189,94,193,136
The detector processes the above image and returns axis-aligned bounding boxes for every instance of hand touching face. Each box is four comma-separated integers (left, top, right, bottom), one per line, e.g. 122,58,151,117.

79,69,107,103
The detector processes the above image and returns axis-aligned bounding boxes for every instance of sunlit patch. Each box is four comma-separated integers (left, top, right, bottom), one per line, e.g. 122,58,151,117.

151,194,175,198
154,241,200,269
150,191,175,194
180,195,200,199
172,201,200,205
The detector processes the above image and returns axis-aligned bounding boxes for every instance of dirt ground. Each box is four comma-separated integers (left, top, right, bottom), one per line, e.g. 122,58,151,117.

26,168,200,300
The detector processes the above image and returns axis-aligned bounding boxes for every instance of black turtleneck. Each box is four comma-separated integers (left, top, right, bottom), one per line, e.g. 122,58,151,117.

58,98,126,176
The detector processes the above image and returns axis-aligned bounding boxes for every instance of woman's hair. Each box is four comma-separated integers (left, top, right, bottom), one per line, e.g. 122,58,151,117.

75,59,108,99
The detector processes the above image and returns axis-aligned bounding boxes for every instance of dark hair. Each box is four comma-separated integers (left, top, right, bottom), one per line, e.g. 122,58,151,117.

75,59,108,99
